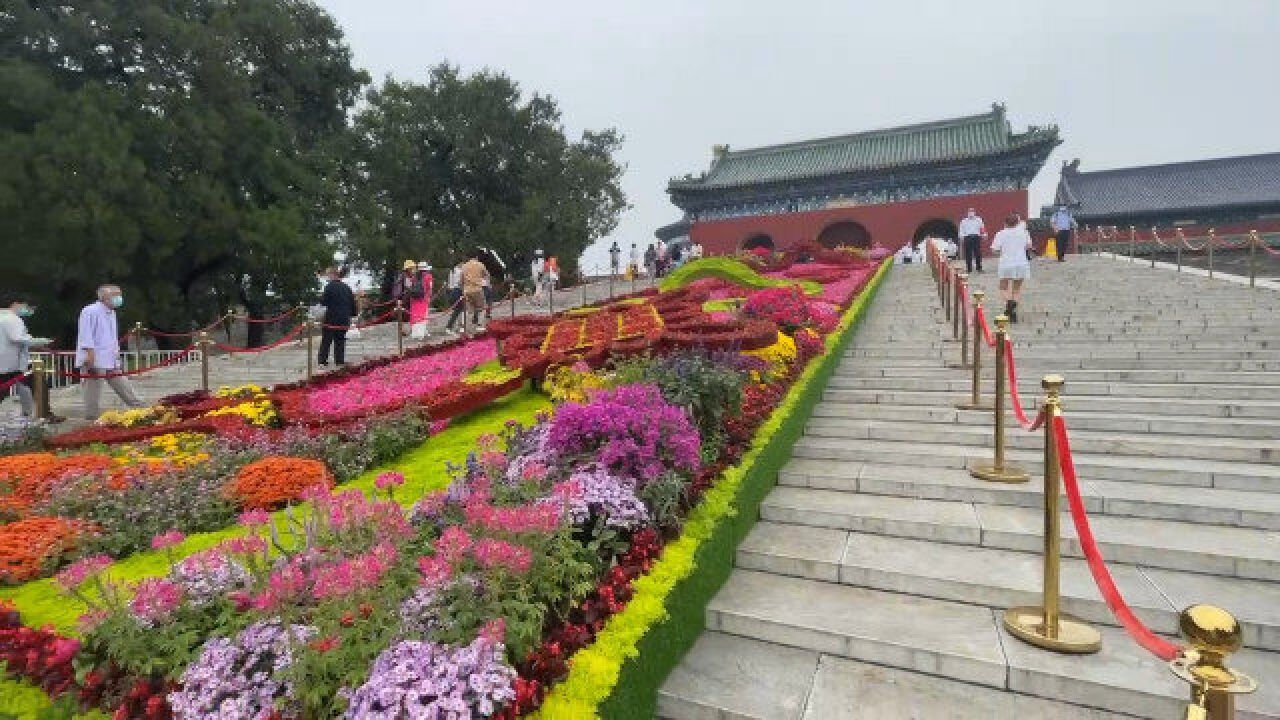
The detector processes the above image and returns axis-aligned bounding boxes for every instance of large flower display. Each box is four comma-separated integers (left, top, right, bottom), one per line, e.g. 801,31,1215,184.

0,254,883,719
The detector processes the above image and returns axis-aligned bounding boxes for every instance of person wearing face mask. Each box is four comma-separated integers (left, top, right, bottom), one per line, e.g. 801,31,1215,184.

77,284,144,419
0,297,61,422
958,207,986,273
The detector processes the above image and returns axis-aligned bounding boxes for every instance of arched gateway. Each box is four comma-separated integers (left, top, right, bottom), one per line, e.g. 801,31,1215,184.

816,221,872,249
741,233,775,251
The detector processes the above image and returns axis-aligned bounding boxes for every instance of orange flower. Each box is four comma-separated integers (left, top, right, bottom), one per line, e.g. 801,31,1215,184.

0,517,97,584
225,457,334,510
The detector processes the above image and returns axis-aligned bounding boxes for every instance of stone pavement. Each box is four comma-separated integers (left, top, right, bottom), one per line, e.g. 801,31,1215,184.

42,278,640,424
659,256,1280,719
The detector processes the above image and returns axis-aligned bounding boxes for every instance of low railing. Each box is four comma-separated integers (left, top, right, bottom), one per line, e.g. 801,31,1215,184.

927,244,1258,720
1078,226,1280,286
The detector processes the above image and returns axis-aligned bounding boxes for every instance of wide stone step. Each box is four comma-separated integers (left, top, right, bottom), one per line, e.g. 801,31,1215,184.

778,459,1280,530
704,570,1280,719
812,402,1280,439
840,366,1280,386
804,417,1280,465
829,375,1280,401
737,522,1280,652
760,486,1280,580
658,632,1141,720
822,388,1280,420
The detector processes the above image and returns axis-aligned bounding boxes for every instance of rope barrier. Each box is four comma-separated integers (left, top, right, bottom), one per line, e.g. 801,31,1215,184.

1181,235,1207,251
1052,414,1184,662
59,345,198,379
142,315,228,338
1212,234,1251,250
210,323,306,353
1254,236,1280,256
975,305,995,348
232,307,298,324
0,372,30,393
319,307,400,331
1003,338,1046,432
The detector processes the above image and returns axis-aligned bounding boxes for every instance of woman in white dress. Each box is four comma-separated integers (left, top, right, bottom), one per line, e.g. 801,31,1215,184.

990,214,1032,322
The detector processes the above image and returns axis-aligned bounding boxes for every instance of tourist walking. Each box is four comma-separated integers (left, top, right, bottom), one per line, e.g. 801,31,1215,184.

460,251,490,333
627,243,639,279
609,241,621,277
544,256,559,300
409,262,433,339
991,214,1033,323
391,260,424,337
76,284,145,419
444,261,466,334
1051,204,1076,261
644,244,658,278
959,208,986,273
530,250,546,306
0,296,59,421
317,267,356,367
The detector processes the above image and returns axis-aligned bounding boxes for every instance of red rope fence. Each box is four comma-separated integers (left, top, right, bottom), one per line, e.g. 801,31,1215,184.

210,323,307,353
58,345,198,380
1003,338,1045,432
0,372,30,393
233,307,298,324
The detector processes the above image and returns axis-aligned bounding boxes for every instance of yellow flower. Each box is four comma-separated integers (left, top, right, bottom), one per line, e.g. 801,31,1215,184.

205,399,279,427
743,332,797,383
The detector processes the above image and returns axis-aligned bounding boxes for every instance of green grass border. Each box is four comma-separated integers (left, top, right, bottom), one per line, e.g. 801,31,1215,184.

595,260,891,718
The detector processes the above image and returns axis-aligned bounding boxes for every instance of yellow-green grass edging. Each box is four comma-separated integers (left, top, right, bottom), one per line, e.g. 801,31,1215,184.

532,259,892,719
1,389,552,632
659,257,822,295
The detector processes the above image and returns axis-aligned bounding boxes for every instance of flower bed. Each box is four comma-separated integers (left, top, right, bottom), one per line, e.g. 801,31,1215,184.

0,257,888,719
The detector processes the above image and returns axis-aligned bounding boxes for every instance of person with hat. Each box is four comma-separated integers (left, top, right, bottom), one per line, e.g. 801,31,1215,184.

409,261,433,339
0,296,61,422
390,260,422,337
530,250,547,306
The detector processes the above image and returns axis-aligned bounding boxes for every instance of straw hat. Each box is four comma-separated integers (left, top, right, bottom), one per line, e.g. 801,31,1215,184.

402,259,416,270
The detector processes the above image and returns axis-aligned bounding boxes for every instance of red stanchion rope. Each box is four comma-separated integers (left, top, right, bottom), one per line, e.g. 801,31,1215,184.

1052,414,1183,662
233,308,298,324
975,305,995,348
59,346,198,380
1212,234,1250,250
211,323,306,353
319,307,400,331
0,372,30,392
143,314,228,338
1254,236,1280,256
1182,235,1207,251
1004,338,1046,431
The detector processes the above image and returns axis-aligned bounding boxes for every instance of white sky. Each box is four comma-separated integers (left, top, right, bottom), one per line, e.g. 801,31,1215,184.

316,0,1280,270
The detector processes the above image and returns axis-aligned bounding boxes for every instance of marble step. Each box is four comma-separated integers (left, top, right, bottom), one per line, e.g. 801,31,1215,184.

804,417,1280,465
760,486,1280,580
840,366,1280,386
821,388,1280,420
778,460,1280,530
737,522,1280,652
829,375,1280,401
812,402,1280,439
704,570,1280,719
658,632,1137,720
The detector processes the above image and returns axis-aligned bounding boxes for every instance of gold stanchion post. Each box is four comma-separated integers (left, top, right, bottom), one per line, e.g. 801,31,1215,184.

1208,228,1216,279
305,320,314,381
1129,225,1136,262
944,264,953,323
395,301,404,356
1003,375,1101,652
970,315,1029,483
953,274,970,367
955,290,990,411
1151,227,1158,268
952,270,962,340
31,359,47,421
1176,228,1185,272
1249,231,1259,289
1170,605,1257,720
199,331,210,392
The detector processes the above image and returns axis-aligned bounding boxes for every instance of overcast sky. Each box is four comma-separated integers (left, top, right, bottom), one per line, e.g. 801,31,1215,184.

316,0,1280,269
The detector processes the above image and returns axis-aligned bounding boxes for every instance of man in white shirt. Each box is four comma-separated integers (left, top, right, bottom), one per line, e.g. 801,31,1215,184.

945,237,959,260
896,244,913,265
76,284,144,419
958,208,986,273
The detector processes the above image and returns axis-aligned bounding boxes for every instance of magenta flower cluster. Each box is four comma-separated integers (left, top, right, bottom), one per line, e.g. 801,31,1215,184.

545,384,700,483
306,339,495,416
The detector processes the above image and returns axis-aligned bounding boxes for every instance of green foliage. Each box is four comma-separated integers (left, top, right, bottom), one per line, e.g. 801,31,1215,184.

342,66,628,291
79,598,251,681
0,0,368,342
637,472,685,532
611,350,745,458
658,257,822,295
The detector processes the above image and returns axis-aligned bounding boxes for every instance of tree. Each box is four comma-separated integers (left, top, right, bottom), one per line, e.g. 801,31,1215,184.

343,65,627,296
0,0,367,346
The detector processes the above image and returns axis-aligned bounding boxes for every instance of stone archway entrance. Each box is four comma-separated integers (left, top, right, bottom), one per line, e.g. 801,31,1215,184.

912,218,959,247
742,233,775,251
817,221,871,249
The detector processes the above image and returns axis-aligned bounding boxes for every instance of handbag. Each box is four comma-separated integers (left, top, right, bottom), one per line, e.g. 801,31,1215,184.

345,322,362,340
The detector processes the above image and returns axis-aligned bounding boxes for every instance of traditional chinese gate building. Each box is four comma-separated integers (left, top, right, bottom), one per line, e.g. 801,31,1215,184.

666,103,1059,255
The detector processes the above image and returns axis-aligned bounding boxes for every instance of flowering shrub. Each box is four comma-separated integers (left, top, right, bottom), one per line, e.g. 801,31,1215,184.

96,405,178,428
168,621,316,719
744,332,798,382
543,362,610,404
204,396,279,427
555,466,649,530
225,457,334,510
342,634,517,719
546,384,700,483
742,286,811,332
0,517,96,583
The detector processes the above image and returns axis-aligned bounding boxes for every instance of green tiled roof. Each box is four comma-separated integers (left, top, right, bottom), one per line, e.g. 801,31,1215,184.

670,104,1058,192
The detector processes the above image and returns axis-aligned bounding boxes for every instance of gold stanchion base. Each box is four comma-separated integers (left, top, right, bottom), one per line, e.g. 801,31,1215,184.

970,462,1030,483
954,401,992,411
946,362,972,369
1002,607,1101,654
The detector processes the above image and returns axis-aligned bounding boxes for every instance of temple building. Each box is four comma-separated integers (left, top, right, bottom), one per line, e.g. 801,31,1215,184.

1052,152,1280,237
666,103,1059,254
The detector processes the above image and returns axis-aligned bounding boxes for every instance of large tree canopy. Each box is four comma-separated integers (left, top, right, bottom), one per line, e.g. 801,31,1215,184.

344,65,628,294
0,0,367,342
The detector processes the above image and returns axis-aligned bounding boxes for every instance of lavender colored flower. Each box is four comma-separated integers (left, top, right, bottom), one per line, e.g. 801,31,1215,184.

169,549,251,606
341,635,516,719
557,465,650,530
168,620,315,720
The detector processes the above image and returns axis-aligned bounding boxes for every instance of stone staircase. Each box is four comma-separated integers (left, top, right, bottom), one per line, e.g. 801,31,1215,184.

659,257,1280,719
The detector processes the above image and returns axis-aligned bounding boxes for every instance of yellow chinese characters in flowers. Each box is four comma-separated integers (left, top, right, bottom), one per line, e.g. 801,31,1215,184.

214,384,265,399
95,405,178,428
204,386,279,427
743,332,797,382
544,363,611,404
111,432,212,468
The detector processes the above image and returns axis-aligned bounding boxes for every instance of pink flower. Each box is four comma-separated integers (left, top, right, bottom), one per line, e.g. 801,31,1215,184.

238,509,271,527
55,555,113,591
50,637,81,666
129,578,184,625
437,526,473,563
472,538,532,574
76,609,109,633
375,471,406,490
417,554,452,588
219,535,268,556
150,530,186,550
310,544,398,600
479,617,506,644
520,461,548,481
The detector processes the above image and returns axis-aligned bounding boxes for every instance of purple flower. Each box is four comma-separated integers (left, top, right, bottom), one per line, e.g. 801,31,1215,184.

554,465,650,530
341,635,516,719
168,620,315,719
170,549,251,606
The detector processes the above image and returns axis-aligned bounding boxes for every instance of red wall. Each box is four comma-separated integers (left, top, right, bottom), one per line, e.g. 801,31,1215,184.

691,189,1028,256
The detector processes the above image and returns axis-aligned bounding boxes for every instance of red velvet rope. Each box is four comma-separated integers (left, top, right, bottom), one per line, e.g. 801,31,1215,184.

1052,415,1183,662
0,373,30,392
1182,236,1207,251
1003,338,1045,431
1255,237,1280,256
319,307,400,331
975,306,995,348
1212,234,1250,250
211,323,306,353
59,346,197,379
233,307,298,324
143,315,228,338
